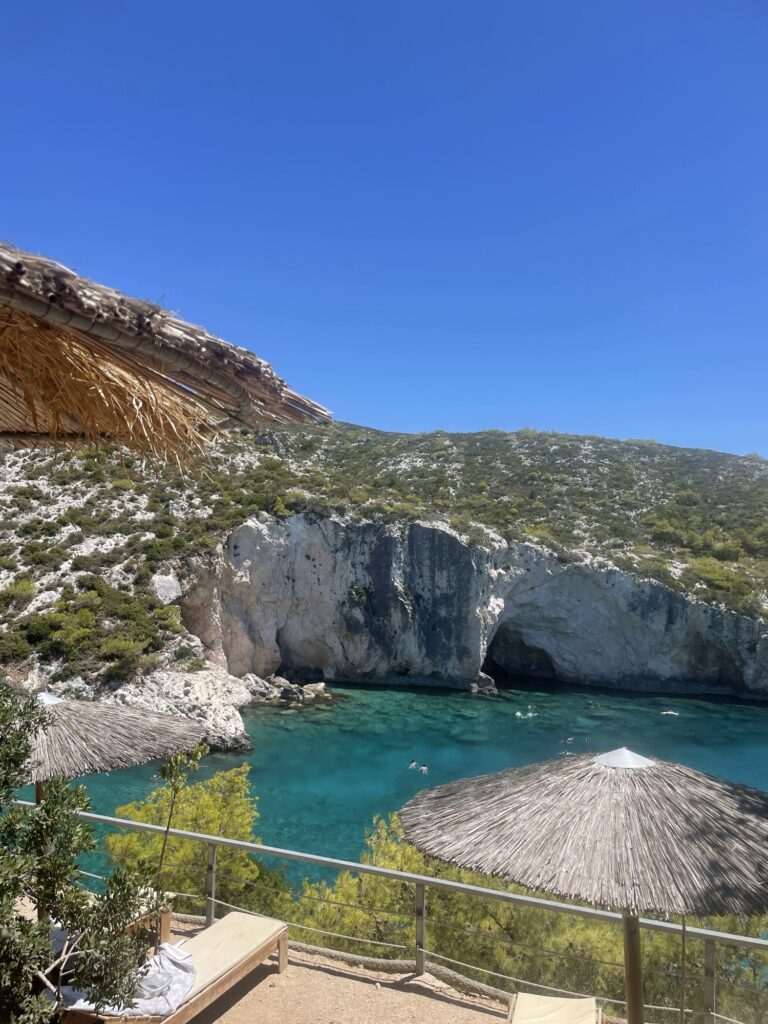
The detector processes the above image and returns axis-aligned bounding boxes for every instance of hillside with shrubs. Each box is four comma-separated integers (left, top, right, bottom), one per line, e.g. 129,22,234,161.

0,424,766,687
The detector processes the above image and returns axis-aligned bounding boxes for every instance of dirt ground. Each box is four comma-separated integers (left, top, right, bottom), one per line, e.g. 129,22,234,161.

189,948,507,1024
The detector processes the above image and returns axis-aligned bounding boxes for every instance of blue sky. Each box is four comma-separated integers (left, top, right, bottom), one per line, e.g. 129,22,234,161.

3,3,766,454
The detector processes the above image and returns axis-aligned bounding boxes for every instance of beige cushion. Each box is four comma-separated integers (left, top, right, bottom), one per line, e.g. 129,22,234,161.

512,994,597,1024
185,912,285,998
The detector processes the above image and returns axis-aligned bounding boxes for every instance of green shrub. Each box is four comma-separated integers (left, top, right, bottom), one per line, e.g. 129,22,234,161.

18,518,59,538
24,543,68,568
99,637,147,661
0,578,35,612
181,656,207,672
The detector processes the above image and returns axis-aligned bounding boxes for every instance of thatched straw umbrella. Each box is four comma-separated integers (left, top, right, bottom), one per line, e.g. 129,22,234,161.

0,243,330,460
25,693,205,926
400,748,768,1024
28,692,206,798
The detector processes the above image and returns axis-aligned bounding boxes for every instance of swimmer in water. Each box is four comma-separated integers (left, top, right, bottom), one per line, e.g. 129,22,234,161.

408,760,417,769
419,764,429,774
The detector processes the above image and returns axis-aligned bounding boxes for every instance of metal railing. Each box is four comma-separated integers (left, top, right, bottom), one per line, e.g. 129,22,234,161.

16,801,768,1023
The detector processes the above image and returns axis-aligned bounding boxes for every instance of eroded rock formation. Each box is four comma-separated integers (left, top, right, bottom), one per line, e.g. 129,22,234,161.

179,514,768,696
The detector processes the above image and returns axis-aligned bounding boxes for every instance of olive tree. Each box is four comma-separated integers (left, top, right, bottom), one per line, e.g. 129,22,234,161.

0,684,158,1022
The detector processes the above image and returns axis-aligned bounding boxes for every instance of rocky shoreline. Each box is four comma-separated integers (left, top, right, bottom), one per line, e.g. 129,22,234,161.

43,661,333,751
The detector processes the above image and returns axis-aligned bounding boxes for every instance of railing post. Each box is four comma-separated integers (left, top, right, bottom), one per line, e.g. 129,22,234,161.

703,939,716,1024
205,842,217,927
415,882,427,975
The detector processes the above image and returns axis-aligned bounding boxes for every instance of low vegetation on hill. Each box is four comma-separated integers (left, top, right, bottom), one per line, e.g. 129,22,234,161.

0,425,766,686
269,425,768,613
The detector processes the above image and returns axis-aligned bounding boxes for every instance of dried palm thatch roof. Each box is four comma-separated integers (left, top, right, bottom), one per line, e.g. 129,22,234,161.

28,695,206,782
0,243,330,460
399,748,768,916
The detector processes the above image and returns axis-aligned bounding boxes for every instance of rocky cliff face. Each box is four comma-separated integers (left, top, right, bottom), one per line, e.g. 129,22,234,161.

179,514,768,696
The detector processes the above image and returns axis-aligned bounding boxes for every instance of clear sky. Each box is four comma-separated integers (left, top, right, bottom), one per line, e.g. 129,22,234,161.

3,3,766,455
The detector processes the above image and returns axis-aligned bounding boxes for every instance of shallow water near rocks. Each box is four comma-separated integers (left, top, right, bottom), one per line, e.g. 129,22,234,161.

54,680,768,871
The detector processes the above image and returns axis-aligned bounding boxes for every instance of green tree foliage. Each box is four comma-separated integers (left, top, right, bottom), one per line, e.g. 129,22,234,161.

294,816,768,1022
99,765,768,1022
106,766,288,920
0,684,157,1022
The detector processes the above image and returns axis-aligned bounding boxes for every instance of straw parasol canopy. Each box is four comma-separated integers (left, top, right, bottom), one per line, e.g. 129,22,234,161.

0,243,331,460
28,693,206,784
401,748,768,1024
400,747,768,917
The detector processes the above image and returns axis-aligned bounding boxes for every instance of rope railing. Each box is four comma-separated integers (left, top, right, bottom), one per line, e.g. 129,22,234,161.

209,895,410,951
428,918,629,970
77,870,104,882
286,941,731,1024
712,1015,761,1024
211,870,413,920
27,801,766,1024
209,880,717,1018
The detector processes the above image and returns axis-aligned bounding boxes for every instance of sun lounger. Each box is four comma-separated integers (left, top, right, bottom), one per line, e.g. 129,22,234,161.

62,911,288,1024
508,993,602,1024
15,894,171,947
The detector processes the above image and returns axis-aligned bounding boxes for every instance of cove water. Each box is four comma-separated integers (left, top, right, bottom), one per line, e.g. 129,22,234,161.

50,682,768,865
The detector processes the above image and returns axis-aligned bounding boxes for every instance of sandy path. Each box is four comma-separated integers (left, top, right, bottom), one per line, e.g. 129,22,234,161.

190,948,507,1024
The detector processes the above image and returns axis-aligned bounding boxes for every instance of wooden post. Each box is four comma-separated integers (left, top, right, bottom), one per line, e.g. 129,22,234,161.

680,916,688,1024
703,939,716,1024
205,843,217,927
278,930,288,973
415,882,427,975
623,912,645,1024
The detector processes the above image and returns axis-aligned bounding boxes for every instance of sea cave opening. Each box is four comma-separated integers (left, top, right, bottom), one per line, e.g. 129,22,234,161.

482,619,558,684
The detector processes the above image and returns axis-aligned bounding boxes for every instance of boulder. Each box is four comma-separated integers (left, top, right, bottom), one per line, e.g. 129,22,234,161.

105,666,253,750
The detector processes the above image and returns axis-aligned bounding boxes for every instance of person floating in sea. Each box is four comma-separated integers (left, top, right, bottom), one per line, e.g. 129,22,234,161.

408,759,417,770
419,764,429,774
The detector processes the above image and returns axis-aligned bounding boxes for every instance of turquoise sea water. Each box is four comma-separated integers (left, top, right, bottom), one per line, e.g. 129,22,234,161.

35,680,768,866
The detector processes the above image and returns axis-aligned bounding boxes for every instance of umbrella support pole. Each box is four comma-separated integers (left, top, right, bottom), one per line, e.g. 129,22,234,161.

680,916,687,1024
623,912,645,1024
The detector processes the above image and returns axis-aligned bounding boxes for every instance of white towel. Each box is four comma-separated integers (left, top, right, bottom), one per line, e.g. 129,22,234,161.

61,942,197,1018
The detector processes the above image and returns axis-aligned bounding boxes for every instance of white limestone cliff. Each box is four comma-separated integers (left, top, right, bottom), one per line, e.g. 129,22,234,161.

178,513,768,696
